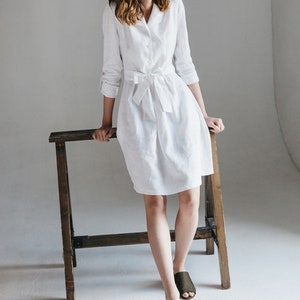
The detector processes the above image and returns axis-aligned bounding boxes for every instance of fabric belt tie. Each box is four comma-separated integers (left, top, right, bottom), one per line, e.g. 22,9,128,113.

124,67,175,113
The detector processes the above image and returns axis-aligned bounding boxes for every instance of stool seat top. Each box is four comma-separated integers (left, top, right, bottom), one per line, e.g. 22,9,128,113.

49,128,117,143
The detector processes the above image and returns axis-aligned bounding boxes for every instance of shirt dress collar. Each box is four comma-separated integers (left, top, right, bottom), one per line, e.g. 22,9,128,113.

136,4,164,28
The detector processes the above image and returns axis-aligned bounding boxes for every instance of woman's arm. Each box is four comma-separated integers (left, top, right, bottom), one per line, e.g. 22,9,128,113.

173,0,224,133
188,82,225,133
92,96,115,142
93,4,122,142
188,82,208,118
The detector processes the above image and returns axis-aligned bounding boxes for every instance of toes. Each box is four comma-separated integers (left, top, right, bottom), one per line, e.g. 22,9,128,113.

181,292,195,299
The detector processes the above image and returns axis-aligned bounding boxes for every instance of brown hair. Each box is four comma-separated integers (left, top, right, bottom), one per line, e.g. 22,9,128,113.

108,0,170,26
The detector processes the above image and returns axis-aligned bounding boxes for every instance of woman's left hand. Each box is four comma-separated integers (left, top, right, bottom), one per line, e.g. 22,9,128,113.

204,116,225,133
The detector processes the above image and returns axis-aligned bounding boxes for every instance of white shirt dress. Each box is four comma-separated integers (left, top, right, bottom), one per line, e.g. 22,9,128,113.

100,0,213,195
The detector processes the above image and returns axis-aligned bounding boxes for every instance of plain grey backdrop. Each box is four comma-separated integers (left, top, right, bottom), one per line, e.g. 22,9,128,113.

0,1,299,299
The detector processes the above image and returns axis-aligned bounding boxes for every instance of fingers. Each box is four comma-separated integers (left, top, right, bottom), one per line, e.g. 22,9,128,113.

213,118,225,133
206,117,225,133
92,127,113,142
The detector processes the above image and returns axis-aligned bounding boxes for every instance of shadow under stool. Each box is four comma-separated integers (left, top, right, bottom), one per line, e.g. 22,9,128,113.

49,128,230,300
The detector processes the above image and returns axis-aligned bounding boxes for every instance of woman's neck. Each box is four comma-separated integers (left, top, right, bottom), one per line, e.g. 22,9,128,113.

140,0,153,11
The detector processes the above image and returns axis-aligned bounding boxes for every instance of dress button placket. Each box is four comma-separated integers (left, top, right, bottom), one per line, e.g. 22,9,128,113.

145,26,153,66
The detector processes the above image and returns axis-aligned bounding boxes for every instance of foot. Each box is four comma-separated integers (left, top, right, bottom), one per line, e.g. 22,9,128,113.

165,288,180,300
166,294,180,300
173,266,196,299
174,271,196,299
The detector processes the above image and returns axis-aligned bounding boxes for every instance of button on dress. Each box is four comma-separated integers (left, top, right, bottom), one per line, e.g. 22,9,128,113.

100,0,213,195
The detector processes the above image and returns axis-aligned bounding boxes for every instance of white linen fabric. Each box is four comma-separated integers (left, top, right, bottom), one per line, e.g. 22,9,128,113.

100,0,213,195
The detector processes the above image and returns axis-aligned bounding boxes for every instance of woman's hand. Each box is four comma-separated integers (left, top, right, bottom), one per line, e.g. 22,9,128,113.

92,125,114,142
205,116,225,133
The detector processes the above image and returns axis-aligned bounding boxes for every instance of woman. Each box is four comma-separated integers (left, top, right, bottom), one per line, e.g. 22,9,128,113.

93,0,224,299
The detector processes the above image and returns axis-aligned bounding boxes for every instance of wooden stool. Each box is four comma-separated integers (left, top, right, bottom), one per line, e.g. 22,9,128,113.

49,128,230,300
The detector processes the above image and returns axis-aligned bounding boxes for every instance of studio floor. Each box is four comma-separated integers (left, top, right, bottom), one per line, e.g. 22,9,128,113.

1,142,300,300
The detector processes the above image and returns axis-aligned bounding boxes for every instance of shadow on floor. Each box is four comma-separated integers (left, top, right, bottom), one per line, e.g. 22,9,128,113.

31,298,65,300
0,263,63,271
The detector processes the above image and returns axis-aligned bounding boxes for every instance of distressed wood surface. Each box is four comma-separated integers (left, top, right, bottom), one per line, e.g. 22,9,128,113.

49,128,117,143
210,132,231,289
55,142,75,300
73,226,214,249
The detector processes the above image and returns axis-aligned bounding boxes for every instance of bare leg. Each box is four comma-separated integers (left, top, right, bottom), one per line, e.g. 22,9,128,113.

144,195,179,300
173,187,200,298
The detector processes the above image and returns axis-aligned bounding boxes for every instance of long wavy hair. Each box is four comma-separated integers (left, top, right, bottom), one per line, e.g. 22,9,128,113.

108,0,170,25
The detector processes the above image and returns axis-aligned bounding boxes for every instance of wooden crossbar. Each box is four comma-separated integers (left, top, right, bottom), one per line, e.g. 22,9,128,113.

73,226,214,249
49,128,116,143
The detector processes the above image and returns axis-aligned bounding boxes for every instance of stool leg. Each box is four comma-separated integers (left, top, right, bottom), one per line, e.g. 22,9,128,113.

70,211,77,268
66,175,77,268
65,166,77,268
205,176,215,255
55,142,75,300
210,133,231,289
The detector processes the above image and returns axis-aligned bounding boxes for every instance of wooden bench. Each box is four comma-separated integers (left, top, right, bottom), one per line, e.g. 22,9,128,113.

49,128,230,300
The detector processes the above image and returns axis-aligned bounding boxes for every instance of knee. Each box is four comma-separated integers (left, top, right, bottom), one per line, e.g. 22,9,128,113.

144,195,166,216
179,190,200,213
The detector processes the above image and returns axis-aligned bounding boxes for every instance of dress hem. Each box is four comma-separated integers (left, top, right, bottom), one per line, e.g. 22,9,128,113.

133,174,213,196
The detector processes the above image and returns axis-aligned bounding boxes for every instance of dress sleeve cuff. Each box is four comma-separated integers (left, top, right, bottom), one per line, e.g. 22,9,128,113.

100,80,119,98
178,68,199,85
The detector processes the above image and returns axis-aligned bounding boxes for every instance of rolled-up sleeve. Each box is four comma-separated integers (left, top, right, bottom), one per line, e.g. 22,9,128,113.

173,0,199,85
100,4,123,98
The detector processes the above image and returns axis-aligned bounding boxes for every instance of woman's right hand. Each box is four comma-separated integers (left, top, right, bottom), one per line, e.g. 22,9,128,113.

92,125,114,142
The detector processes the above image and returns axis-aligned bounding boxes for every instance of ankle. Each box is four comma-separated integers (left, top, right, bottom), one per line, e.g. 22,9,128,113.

173,261,186,274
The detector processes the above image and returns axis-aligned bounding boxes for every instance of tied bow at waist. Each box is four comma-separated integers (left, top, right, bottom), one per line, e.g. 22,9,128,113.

124,68,175,113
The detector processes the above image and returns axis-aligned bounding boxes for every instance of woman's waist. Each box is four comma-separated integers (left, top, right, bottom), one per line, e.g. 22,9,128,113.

123,65,175,83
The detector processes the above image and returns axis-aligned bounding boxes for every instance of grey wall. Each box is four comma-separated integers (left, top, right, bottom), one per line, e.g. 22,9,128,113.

272,0,300,170
0,0,296,234
0,0,114,219
185,0,288,182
